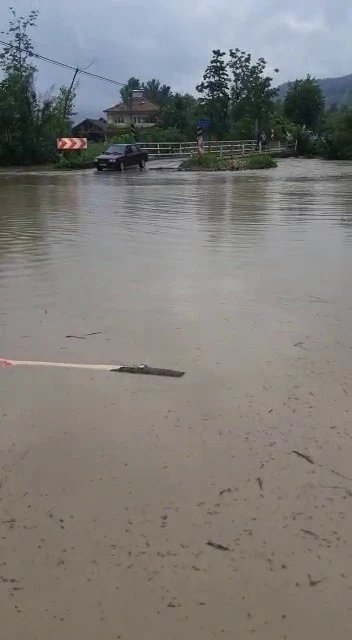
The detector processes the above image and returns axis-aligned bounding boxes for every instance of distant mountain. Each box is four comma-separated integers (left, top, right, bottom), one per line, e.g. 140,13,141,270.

277,74,352,107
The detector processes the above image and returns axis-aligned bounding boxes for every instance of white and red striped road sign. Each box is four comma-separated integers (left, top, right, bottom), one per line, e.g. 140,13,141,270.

197,135,204,155
196,125,204,155
57,137,87,151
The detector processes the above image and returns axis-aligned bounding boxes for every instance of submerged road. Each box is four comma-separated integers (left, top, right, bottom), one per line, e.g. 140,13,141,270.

1,159,352,639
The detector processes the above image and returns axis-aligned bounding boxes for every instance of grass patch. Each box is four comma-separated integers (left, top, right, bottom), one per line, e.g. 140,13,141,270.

179,153,230,171
179,152,277,172
53,143,105,170
239,153,277,169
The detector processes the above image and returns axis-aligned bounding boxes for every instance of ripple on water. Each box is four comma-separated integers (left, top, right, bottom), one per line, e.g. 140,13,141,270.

1,157,352,310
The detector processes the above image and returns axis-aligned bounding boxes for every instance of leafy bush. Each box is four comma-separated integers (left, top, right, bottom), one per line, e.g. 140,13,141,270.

53,144,103,170
109,132,134,144
228,116,254,140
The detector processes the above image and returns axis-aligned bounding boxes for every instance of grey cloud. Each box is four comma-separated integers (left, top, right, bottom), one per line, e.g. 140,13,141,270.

1,0,351,119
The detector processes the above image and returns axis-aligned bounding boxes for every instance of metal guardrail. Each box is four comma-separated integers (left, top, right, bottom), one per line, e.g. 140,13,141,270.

138,140,292,158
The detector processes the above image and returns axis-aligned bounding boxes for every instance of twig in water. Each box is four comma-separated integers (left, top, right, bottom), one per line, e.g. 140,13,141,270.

309,296,331,304
292,450,314,465
294,342,308,350
320,485,350,491
256,477,263,491
324,466,352,482
65,331,102,340
301,529,320,539
219,488,232,496
301,529,331,545
207,540,231,552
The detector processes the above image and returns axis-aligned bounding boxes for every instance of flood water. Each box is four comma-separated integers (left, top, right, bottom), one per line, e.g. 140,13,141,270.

1,159,352,639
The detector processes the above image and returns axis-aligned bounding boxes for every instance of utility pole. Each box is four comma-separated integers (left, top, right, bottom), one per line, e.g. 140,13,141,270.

62,66,79,123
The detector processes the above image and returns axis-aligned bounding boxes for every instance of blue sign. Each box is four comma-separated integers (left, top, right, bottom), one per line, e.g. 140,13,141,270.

198,119,211,128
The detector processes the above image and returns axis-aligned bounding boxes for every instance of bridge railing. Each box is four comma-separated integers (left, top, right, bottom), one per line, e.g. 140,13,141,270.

138,140,290,157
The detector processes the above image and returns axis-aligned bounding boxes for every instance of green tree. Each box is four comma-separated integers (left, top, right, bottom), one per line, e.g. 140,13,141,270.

0,6,38,72
0,71,37,163
0,8,39,163
159,93,198,137
120,77,141,105
269,102,299,140
142,78,172,107
321,107,352,159
0,7,77,165
229,115,254,140
196,49,230,138
284,75,324,131
228,48,278,132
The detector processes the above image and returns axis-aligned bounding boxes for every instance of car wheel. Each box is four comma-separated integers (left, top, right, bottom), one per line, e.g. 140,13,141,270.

96,165,102,172
139,158,146,169
119,161,126,172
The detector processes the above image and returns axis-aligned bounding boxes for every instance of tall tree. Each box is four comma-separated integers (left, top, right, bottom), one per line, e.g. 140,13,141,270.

228,48,278,131
0,6,38,72
0,8,40,163
120,77,141,105
159,92,198,135
0,7,76,165
142,78,172,107
284,76,324,131
321,107,352,159
196,49,230,138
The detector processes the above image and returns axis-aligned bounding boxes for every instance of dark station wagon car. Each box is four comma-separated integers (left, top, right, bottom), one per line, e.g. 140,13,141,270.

95,143,148,171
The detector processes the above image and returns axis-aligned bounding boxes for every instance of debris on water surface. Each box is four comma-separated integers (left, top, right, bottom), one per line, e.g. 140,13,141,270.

292,450,314,465
112,365,185,378
301,529,320,539
207,540,231,551
308,574,324,587
219,488,232,496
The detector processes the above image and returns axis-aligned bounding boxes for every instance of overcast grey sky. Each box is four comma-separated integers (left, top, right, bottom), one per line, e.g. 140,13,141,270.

1,0,351,119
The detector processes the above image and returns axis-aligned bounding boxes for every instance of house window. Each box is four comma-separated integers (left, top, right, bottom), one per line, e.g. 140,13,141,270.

132,115,154,124
115,115,125,124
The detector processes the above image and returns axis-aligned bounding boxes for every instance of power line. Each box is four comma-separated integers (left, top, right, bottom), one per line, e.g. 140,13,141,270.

0,39,125,87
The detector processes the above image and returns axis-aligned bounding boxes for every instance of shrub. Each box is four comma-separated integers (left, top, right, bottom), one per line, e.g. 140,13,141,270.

53,143,104,170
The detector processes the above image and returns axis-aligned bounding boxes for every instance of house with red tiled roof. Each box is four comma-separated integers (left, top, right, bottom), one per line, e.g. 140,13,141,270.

104,90,159,128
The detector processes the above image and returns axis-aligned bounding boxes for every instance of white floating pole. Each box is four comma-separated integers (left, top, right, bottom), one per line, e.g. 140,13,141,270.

0,359,185,378
3,360,114,371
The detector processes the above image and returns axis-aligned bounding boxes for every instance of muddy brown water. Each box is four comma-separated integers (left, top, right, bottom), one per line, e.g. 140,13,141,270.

1,159,352,639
